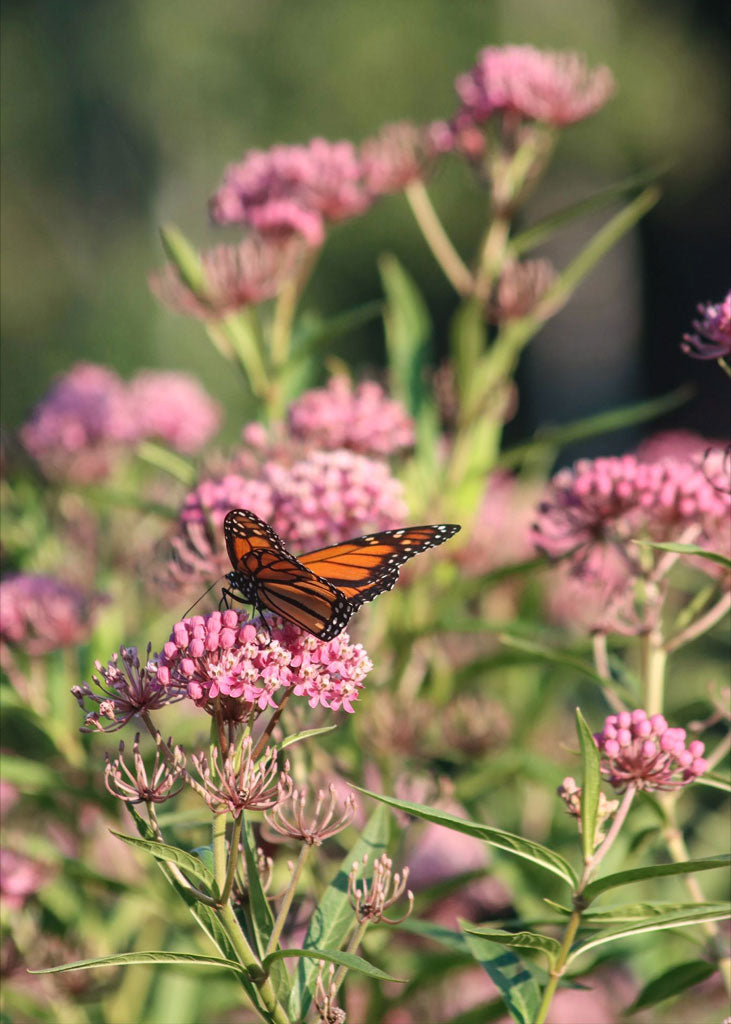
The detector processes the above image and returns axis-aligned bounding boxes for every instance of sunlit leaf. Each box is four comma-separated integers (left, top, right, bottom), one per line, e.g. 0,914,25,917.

583,854,731,902
462,931,541,1024
632,539,731,569
575,708,601,863
277,725,336,752
109,831,218,897
461,923,561,969
32,950,245,975
264,947,401,983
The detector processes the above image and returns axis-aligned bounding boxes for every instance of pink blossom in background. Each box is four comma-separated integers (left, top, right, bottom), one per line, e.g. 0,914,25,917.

0,850,49,910
635,429,717,463
456,45,615,127
160,609,372,713
360,122,432,197
455,472,538,576
426,113,487,162
0,574,105,656
682,291,731,359
210,138,371,245
129,371,222,454
594,709,708,792
149,234,304,319
488,258,558,322
20,363,138,482
287,376,414,456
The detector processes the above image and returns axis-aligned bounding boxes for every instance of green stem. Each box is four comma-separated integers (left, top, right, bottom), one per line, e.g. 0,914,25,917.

534,907,582,1024
717,357,731,379
577,785,637,894
253,690,293,760
265,844,310,957
473,213,510,302
404,180,474,296
221,309,270,399
665,591,731,654
220,811,245,906
220,901,291,1024
591,633,628,715
213,810,228,886
331,919,370,997
642,628,667,717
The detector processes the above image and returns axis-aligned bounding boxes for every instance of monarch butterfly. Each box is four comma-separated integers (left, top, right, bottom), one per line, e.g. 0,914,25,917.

223,508,460,640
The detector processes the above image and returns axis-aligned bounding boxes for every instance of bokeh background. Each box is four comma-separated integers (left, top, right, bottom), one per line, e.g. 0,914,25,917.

2,0,730,446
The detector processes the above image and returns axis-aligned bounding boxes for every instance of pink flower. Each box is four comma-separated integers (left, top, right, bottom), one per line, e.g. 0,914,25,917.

287,376,414,456
129,371,222,453
488,258,558,322
20,363,138,482
360,122,433,197
161,609,372,714
149,235,304,320
210,139,371,245
635,429,717,464
456,45,615,127
594,710,708,792
682,291,731,359
454,472,538,576
0,849,49,910
0,574,105,656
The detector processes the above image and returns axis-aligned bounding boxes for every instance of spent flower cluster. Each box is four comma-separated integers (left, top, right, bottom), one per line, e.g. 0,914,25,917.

682,291,731,360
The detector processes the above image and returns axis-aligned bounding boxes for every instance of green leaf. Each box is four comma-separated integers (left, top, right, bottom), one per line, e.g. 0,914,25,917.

135,441,195,485
288,804,390,1021
264,947,401,983
32,950,246,975
379,252,432,416
567,904,731,964
632,540,731,570
354,787,577,888
461,931,541,1024
394,918,468,953
276,724,336,752
496,634,616,690
449,299,488,412
581,900,726,924
628,960,716,1013
583,854,731,903
240,820,291,1004
575,708,601,862
159,224,207,295
461,924,561,969
109,831,218,897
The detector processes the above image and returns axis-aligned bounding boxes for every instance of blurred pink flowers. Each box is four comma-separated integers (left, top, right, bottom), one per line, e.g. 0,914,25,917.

456,45,615,127
160,609,372,714
0,849,49,910
287,376,414,456
682,291,731,360
210,138,371,245
0,574,105,656
149,234,304,319
129,370,222,453
594,710,708,792
488,258,558,322
360,121,432,197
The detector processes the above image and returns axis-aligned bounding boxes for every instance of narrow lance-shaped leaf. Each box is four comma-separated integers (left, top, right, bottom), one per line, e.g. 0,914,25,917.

240,819,291,1005
32,951,246,976
628,960,717,1013
264,947,401,983
461,931,541,1024
632,540,731,570
109,831,218,897
575,708,601,863
379,252,432,416
583,854,731,903
461,923,561,970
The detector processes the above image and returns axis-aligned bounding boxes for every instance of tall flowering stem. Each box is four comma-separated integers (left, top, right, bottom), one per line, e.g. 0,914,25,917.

403,180,474,295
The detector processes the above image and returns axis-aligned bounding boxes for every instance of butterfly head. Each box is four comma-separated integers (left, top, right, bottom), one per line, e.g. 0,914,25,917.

225,570,257,603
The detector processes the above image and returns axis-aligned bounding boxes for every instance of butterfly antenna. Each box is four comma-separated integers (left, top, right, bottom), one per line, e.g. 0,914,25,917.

182,576,226,619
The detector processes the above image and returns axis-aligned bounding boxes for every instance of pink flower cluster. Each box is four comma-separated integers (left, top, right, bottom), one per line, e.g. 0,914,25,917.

594,710,708,792
682,291,731,360
533,451,731,575
21,363,221,481
287,376,414,456
0,574,104,656
210,138,371,246
456,45,615,127
160,609,372,714
149,234,304,320
360,121,432,197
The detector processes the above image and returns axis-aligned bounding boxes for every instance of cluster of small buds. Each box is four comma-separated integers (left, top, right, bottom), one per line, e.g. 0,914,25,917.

287,376,414,456
160,609,372,715
455,45,615,127
127,371,222,453
594,710,708,793
72,645,185,733
314,964,346,1024
265,784,356,846
348,853,413,925
488,258,558,322
149,234,305,320
682,291,731,360
210,138,371,246
532,452,731,577
105,733,186,805
557,777,620,849
360,121,432,197
186,736,292,817
0,574,105,657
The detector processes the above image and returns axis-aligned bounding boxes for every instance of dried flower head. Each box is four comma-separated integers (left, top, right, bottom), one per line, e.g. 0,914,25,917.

348,852,413,925
128,371,222,453
594,710,708,793
73,645,185,733
105,733,186,804
557,776,620,849
210,139,371,245
0,574,105,656
360,121,433,196
682,291,731,360
160,609,372,714
20,363,139,482
488,258,558,322
186,736,292,816
287,376,414,456
456,45,615,127
265,783,356,846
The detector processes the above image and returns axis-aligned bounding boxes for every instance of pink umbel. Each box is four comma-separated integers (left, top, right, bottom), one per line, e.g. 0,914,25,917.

682,291,731,359
129,371,222,453
0,574,104,656
360,122,433,196
20,363,138,482
160,609,372,713
594,710,708,792
210,138,371,245
456,45,615,127
186,736,292,816
149,234,304,319
287,376,414,456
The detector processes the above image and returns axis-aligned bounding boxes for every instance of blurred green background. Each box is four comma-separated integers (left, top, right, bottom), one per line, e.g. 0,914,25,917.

2,0,729,444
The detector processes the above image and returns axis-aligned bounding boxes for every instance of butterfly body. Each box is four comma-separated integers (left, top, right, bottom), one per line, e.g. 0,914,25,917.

223,509,460,640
